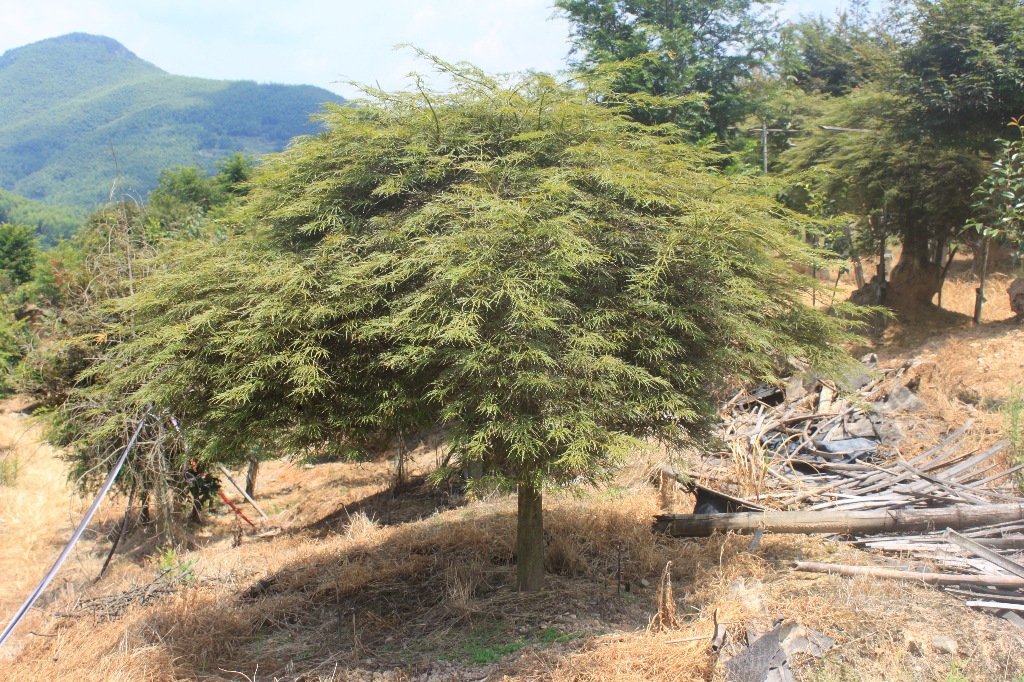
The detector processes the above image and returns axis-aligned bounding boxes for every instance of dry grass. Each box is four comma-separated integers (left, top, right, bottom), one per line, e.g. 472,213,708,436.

2,473,1022,681
1,260,1023,680
0,405,113,623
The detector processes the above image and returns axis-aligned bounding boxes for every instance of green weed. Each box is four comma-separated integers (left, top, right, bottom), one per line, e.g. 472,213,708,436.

153,545,198,584
0,450,18,487
945,659,970,682
438,624,583,665
1004,384,1024,488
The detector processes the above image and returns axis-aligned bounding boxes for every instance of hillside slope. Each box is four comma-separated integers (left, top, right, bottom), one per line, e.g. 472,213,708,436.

0,274,1022,681
0,33,344,209
0,188,82,244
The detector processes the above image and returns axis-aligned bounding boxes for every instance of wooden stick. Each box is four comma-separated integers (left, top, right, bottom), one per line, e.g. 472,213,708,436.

791,561,1024,588
653,503,1024,537
219,465,269,519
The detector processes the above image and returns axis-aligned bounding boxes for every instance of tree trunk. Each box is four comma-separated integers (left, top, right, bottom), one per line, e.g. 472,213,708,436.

887,229,944,311
516,480,544,592
245,457,259,499
973,237,991,324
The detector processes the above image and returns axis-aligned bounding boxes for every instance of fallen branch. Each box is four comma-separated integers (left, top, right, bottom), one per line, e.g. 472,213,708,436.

654,503,1024,537
791,561,1024,588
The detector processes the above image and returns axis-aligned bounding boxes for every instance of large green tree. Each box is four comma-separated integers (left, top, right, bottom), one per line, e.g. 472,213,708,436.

780,89,986,309
891,0,1024,145
90,59,858,590
556,0,780,137
778,0,1024,310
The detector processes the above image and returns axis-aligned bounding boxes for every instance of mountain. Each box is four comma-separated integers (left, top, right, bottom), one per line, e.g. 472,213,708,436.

0,33,344,210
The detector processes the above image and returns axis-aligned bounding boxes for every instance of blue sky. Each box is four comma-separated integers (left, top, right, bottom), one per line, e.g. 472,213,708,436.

1,1,867,99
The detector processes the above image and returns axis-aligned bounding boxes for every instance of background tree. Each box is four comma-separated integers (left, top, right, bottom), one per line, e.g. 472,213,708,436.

778,1,877,97
965,118,1024,321
21,198,223,544
0,223,40,288
555,0,781,137
92,58,861,591
779,89,985,310
777,0,1024,311
890,0,1024,145
146,156,254,237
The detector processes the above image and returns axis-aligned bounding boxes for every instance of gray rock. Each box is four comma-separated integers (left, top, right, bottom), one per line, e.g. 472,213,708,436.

932,635,958,656
877,384,925,413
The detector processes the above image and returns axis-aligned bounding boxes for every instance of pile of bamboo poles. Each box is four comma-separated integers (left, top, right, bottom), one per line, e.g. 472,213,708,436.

655,365,1024,628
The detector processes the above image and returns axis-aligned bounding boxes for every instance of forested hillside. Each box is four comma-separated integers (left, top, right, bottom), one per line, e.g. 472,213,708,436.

0,33,344,209
0,188,81,245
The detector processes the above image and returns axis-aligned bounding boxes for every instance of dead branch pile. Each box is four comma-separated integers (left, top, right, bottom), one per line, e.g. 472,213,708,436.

677,358,1018,511
655,356,1024,628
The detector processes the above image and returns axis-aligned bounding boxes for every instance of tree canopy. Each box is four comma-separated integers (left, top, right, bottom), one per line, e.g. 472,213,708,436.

773,0,1024,310
555,0,781,136
77,58,862,589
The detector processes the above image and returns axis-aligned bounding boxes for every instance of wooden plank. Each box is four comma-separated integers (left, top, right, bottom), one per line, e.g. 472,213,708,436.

944,529,1024,579
1003,611,1024,632
941,442,1008,481
945,588,1024,604
970,462,1024,488
909,421,973,467
654,503,1024,538
896,461,989,504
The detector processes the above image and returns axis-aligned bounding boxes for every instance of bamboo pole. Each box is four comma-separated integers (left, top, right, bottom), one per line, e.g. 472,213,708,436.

792,561,1024,588
653,503,1024,538
219,465,269,519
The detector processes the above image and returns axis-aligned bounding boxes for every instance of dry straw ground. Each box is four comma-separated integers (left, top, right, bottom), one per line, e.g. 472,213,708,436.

0,264,1022,681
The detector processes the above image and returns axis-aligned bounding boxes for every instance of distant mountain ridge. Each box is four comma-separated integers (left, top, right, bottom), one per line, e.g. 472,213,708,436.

0,33,344,210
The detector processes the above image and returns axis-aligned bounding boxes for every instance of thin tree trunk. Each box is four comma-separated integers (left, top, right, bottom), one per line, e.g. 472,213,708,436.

973,237,991,324
844,222,865,289
516,480,545,592
245,457,259,499
937,246,957,309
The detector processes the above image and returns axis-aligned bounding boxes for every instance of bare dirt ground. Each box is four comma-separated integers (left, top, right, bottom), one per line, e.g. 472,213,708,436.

0,266,1022,681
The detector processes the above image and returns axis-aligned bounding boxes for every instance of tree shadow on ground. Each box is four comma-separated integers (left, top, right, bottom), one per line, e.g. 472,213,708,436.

305,474,471,537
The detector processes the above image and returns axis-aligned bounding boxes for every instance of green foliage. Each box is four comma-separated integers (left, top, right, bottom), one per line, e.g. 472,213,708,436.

153,545,198,584
0,223,39,287
966,119,1024,260
0,33,342,210
19,200,221,542
555,0,781,136
778,86,985,307
890,0,1024,144
75,59,862,586
779,3,878,97
145,155,256,237
0,188,82,246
